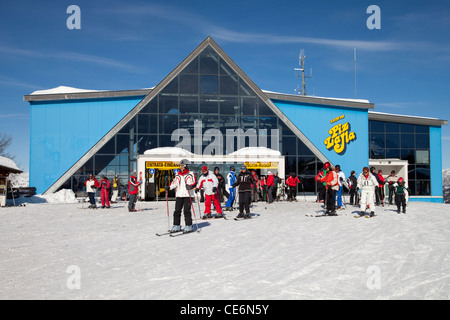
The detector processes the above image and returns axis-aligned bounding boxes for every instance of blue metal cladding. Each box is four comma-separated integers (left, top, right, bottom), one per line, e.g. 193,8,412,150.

29,96,144,194
429,126,443,200
272,99,369,176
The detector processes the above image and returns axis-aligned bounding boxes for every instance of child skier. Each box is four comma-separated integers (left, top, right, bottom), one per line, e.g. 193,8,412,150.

394,177,411,214
356,166,379,217
167,159,197,233
232,165,256,219
197,166,223,219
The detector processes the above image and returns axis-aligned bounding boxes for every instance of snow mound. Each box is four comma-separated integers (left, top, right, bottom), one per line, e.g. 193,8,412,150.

13,189,78,205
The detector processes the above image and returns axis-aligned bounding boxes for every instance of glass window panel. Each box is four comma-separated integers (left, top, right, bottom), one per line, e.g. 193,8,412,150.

199,113,219,128
259,116,277,130
161,76,178,94
281,136,297,155
415,125,429,134
159,114,179,134
298,156,316,175
220,115,239,131
279,121,293,136
159,94,178,114
117,134,131,154
241,97,257,116
219,57,237,76
370,148,385,159
259,99,275,115
298,139,314,156
401,133,414,149
97,136,115,154
386,149,401,159
220,97,239,115
401,149,415,164
370,133,385,149
416,165,430,180
370,121,384,133
408,180,416,195
94,155,116,175
181,57,198,74
416,180,430,196
385,122,399,133
416,134,430,148
239,80,253,97
200,96,219,114
200,51,219,74
179,74,198,94
241,116,258,129
385,133,400,148
118,117,136,134
118,154,128,166
416,150,430,164
200,75,218,94
137,135,157,154
408,166,416,181
137,114,157,134
300,177,316,193
141,97,157,113
285,156,297,175
159,135,177,148
220,75,239,95
179,95,198,114
400,123,414,133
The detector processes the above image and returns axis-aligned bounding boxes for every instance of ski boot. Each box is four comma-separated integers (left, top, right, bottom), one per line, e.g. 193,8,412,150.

215,213,224,219
202,213,213,220
236,212,245,219
243,213,252,219
183,225,194,233
170,225,182,233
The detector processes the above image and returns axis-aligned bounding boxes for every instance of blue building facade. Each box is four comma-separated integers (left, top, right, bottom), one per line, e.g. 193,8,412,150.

24,37,447,202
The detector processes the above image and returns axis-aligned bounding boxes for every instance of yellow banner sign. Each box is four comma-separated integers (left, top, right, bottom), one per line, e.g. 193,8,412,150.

146,161,179,170
244,162,278,169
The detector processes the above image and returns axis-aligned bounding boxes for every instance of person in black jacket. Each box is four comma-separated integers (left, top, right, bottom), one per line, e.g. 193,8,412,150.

232,165,256,219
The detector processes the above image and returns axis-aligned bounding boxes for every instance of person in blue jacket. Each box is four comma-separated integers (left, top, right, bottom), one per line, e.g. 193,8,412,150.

225,166,236,211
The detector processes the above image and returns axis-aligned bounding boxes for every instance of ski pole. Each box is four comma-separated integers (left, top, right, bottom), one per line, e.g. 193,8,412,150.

188,192,200,232
195,190,202,219
165,190,170,231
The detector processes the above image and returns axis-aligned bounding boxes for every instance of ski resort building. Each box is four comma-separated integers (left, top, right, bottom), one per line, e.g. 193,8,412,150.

24,37,447,202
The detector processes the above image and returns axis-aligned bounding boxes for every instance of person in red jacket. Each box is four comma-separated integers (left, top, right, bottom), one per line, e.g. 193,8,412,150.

377,169,386,206
286,172,301,202
98,176,111,208
128,172,142,212
319,162,339,215
266,171,275,203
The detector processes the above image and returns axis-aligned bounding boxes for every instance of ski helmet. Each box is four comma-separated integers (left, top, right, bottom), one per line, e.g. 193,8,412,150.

398,177,404,183
323,162,331,169
179,159,190,170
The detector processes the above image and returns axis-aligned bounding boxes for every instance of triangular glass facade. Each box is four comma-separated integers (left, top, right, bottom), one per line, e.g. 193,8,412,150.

61,44,324,196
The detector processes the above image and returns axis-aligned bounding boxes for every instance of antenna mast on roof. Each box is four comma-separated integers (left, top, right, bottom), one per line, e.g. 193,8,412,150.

294,49,312,96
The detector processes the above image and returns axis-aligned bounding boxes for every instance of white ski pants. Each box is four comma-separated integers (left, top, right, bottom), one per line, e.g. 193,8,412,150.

360,189,375,212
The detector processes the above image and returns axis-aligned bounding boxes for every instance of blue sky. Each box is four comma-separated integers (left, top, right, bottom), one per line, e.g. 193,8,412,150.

1,0,449,171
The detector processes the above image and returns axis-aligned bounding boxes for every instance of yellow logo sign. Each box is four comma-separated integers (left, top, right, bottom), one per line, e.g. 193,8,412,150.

324,116,356,155
244,162,278,169
145,161,179,169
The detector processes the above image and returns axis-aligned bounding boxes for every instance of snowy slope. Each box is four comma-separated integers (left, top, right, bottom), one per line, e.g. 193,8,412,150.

0,197,449,300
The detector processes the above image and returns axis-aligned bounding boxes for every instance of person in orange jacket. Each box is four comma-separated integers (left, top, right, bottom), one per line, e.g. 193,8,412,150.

319,162,339,215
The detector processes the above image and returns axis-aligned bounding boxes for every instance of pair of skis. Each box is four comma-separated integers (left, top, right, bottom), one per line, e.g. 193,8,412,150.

155,227,201,237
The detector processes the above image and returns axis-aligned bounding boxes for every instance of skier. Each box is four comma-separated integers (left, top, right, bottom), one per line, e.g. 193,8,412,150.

370,167,382,205
84,174,99,209
315,166,327,202
348,170,358,205
225,166,236,211
166,159,197,233
394,177,411,214
111,174,121,203
128,172,142,212
266,171,275,203
232,165,256,219
98,176,111,208
356,166,379,217
286,172,301,202
197,166,223,219
334,165,346,210
377,169,386,206
214,167,226,203
387,170,398,205
318,162,339,215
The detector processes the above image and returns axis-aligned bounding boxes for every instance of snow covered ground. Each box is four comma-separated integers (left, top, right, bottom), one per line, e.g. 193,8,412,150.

0,195,449,300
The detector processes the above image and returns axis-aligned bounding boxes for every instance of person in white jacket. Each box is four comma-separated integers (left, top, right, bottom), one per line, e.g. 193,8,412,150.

166,159,197,233
356,166,379,217
197,166,223,219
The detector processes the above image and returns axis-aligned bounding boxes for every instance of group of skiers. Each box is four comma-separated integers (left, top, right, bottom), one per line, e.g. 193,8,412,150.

315,162,411,217
84,173,141,212
83,158,411,234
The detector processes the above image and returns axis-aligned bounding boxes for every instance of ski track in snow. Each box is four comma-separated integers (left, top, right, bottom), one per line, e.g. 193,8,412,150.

0,199,449,300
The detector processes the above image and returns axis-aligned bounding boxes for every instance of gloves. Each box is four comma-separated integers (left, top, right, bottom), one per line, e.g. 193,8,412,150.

186,184,194,190
212,187,217,193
